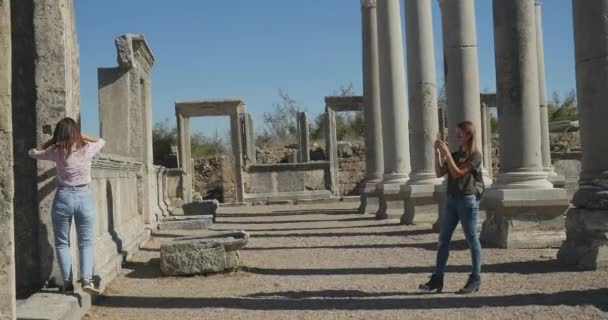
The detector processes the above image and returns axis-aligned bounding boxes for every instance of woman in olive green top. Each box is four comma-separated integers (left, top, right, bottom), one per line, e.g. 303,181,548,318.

419,121,483,294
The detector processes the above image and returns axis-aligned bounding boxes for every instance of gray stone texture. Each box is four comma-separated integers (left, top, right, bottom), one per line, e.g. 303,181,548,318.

182,199,220,221
402,0,443,224
11,0,81,289
375,0,411,220
297,112,310,163
243,112,256,165
482,0,568,248
558,0,608,270
360,0,384,184
535,3,562,183
0,0,16,318
158,215,213,231
98,34,158,225
160,231,249,276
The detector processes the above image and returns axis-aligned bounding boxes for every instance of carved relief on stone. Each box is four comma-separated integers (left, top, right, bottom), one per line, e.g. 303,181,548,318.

361,0,376,9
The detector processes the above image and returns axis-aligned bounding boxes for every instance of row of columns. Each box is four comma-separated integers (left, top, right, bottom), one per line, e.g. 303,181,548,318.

359,0,574,250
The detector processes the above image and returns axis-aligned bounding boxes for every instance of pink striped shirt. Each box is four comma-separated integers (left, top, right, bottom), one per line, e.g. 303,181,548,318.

29,139,106,186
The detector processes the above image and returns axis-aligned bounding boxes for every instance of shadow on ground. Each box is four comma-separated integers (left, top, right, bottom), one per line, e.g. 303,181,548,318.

95,288,608,311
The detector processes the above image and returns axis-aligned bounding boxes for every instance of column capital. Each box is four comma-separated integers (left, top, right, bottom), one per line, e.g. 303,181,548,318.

361,0,377,9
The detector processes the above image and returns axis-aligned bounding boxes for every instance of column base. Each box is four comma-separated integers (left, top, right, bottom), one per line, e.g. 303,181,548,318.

358,181,380,214
557,208,608,270
400,183,441,225
375,182,406,221
546,168,566,189
480,188,569,248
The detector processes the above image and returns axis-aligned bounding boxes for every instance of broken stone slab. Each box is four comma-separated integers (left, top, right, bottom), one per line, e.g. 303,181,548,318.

181,199,220,221
157,215,213,231
160,230,249,276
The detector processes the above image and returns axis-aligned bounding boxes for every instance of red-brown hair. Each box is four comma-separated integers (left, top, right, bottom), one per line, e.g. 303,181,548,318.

52,117,85,159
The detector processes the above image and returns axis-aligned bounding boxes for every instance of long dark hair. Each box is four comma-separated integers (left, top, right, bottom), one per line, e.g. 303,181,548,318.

457,121,477,159
52,117,86,159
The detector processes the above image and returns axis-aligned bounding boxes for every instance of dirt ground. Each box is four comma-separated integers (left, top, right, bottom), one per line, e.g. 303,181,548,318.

84,203,608,320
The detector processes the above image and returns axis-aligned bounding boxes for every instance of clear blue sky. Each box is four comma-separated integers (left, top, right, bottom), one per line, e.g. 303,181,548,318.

75,0,576,137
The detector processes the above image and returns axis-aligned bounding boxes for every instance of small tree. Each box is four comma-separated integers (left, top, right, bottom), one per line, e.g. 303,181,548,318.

548,90,578,122
261,89,305,145
152,118,177,166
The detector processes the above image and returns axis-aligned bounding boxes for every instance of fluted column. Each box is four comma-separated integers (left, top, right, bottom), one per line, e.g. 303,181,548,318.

359,0,384,214
558,0,608,270
400,0,443,224
535,2,563,185
480,0,568,248
0,0,16,317
375,0,411,220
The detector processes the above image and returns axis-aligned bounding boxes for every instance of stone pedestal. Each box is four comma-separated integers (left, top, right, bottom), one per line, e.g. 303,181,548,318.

401,184,441,225
481,0,569,248
481,188,568,248
359,0,384,214
376,183,404,221
375,0,411,219
557,0,608,270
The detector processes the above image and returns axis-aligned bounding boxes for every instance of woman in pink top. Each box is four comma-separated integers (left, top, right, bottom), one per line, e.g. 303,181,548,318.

29,117,105,295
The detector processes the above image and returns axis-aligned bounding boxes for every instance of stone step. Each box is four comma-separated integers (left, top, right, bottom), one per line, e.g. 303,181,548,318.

158,215,213,231
17,291,91,320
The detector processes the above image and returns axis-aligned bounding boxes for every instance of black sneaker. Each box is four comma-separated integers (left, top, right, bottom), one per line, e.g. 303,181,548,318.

418,273,444,293
60,282,74,294
457,274,481,294
81,278,101,295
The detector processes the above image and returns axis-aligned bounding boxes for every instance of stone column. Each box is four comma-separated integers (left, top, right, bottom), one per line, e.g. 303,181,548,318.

359,0,384,214
230,112,245,203
242,112,256,165
439,0,489,183
535,2,564,187
375,0,411,220
400,0,444,225
557,0,608,270
324,110,339,196
177,113,193,203
0,0,16,318
480,0,568,248
297,112,310,162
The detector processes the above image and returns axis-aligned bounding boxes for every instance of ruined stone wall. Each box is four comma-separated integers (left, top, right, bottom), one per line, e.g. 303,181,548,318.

192,156,236,203
337,143,366,196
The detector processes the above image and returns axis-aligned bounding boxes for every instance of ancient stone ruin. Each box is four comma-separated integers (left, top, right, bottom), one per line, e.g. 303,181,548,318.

2,0,608,319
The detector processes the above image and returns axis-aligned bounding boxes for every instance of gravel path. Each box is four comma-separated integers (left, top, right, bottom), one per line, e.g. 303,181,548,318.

85,203,608,320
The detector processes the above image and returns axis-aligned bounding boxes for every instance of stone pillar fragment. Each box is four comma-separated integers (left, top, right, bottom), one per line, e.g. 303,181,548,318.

535,2,564,187
99,34,157,224
242,112,256,165
375,0,411,220
177,114,193,203
296,112,310,163
480,0,569,248
11,0,81,288
401,0,444,225
0,0,16,317
324,110,339,195
359,0,384,214
230,112,245,202
557,0,608,270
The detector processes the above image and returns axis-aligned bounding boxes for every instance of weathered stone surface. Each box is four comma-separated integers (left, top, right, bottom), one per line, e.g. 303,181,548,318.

160,231,249,276
158,215,213,231
0,0,16,317
558,208,608,270
182,200,220,221
16,291,91,320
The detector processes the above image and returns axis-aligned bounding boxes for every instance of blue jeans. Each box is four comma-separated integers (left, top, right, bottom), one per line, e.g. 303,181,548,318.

51,185,95,283
435,194,482,277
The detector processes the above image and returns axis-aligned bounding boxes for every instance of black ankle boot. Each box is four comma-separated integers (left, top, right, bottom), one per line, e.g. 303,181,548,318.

457,274,481,294
419,274,444,293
